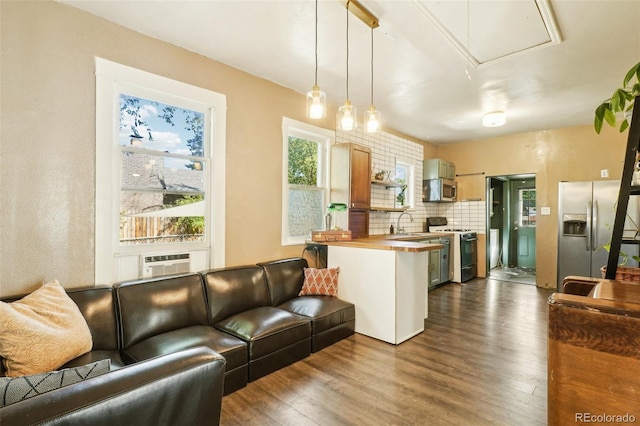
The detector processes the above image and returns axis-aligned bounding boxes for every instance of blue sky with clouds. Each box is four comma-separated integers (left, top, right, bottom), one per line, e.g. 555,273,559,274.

119,94,202,157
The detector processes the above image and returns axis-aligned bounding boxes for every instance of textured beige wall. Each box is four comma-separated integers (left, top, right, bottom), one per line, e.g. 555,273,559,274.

1,1,629,296
435,125,628,288
0,0,336,296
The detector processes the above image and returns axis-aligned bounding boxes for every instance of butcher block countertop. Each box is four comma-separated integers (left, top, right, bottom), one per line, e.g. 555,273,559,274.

309,233,445,253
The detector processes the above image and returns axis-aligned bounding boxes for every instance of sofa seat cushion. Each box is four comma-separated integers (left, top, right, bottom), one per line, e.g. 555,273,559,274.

61,350,126,370
214,306,311,359
119,325,247,371
277,296,355,335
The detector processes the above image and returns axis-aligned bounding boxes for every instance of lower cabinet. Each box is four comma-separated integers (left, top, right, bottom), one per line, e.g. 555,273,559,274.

327,245,427,344
348,209,369,239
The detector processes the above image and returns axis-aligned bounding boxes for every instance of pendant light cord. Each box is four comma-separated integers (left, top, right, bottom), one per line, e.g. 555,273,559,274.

465,0,471,80
314,0,318,86
346,0,350,100
370,26,374,105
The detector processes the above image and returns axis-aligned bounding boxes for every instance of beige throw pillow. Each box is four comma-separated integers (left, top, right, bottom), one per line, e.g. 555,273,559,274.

0,280,93,377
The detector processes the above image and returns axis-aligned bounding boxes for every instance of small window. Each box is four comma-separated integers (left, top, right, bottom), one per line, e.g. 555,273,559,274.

395,160,415,208
282,118,333,245
519,188,536,227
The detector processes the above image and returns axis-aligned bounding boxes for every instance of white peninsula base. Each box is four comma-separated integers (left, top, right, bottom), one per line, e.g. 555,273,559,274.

328,245,428,344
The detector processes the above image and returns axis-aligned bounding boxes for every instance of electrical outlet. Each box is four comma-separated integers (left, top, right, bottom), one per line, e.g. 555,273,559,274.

601,169,609,178
541,207,551,215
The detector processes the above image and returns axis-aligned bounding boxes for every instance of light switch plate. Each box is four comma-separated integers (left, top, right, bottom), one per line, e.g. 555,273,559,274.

541,207,551,215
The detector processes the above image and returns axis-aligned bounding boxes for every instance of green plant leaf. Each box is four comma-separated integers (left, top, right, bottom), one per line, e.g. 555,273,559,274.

594,116,603,134
620,119,629,133
612,89,627,112
594,104,606,133
623,61,640,87
604,107,617,127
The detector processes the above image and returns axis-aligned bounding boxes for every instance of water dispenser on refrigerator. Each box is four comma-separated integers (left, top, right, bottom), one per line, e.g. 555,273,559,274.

562,214,587,236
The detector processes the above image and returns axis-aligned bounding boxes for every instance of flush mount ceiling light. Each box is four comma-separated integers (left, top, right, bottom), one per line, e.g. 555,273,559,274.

482,111,506,127
306,0,326,119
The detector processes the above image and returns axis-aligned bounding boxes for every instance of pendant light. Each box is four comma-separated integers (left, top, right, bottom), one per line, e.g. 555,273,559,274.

365,26,380,133
306,0,326,119
337,0,357,131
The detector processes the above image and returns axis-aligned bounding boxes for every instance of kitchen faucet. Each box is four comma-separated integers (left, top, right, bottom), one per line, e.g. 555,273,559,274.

396,212,414,234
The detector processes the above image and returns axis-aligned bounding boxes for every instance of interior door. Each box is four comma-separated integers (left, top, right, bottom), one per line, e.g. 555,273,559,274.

511,179,536,269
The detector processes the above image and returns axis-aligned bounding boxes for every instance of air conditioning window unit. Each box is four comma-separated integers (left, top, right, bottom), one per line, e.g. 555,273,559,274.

141,253,191,278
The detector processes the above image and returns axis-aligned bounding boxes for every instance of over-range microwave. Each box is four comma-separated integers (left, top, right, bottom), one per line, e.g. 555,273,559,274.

423,179,457,202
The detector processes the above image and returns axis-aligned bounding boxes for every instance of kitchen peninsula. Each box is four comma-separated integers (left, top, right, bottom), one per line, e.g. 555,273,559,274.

318,236,443,344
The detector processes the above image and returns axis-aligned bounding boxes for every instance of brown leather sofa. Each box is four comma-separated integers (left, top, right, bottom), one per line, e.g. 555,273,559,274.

0,286,226,426
202,264,312,382
116,257,355,390
0,257,354,422
114,273,249,394
0,347,225,426
58,286,126,370
258,258,355,352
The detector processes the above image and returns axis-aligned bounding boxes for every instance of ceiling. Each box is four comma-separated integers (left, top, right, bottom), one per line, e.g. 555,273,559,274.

59,0,640,144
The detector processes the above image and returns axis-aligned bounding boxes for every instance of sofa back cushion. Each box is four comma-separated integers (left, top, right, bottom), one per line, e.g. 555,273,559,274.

258,258,308,306
201,265,270,324
67,286,119,351
115,274,208,349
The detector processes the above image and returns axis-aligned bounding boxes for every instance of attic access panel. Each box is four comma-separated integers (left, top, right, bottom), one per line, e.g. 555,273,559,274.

413,0,561,66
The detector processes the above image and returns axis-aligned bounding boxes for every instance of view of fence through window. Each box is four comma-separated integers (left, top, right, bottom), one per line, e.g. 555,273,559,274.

119,94,206,245
287,136,324,240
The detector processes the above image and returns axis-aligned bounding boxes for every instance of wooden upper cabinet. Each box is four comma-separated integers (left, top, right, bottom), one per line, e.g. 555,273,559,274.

350,144,372,208
330,143,372,209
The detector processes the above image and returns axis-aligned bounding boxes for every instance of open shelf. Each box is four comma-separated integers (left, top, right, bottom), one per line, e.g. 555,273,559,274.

370,206,409,212
621,238,640,245
371,180,406,189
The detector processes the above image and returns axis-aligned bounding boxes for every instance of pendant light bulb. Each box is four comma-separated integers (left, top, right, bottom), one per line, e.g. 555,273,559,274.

365,105,380,133
306,0,326,119
365,26,380,132
338,100,357,131
306,85,326,119
337,1,357,131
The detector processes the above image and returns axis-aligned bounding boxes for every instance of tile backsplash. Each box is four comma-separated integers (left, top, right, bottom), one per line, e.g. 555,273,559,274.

335,128,486,235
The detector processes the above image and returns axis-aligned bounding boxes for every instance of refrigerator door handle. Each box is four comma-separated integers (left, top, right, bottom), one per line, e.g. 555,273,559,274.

586,201,592,251
592,200,598,252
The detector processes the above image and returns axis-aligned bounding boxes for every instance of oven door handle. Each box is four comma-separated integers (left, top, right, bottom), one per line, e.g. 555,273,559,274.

464,237,478,242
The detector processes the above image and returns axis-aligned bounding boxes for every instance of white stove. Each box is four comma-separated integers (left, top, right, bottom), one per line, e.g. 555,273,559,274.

427,218,477,283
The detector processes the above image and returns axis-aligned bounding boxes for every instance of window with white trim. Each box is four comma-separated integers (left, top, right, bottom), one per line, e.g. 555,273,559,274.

282,118,333,245
95,58,226,283
395,160,415,209
119,93,207,245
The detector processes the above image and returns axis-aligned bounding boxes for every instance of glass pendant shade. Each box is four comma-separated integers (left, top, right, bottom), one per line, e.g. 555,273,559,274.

337,100,357,131
306,85,326,119
365,105,380,133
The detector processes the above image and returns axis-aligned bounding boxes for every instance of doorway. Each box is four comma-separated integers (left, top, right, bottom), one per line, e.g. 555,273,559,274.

486,174,537,285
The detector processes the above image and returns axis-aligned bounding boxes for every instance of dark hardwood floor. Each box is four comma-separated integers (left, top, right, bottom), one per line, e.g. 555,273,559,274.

220,278,554,425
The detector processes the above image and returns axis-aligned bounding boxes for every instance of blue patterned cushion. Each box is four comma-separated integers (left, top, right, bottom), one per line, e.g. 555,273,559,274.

0,359,110,407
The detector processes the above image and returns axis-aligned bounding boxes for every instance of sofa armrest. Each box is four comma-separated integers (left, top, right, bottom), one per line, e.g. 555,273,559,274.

0,347,226,426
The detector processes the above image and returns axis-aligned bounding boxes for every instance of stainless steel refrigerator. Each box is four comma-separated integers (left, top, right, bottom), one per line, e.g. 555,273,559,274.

557,180,640,290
